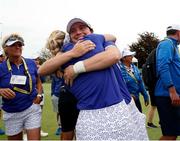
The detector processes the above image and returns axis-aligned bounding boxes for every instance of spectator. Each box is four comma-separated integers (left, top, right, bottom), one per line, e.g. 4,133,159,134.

155,24,180,140
45,30,66,136
39,18,149,140
120,48,149,112
0,33,43,140
43,29,94,140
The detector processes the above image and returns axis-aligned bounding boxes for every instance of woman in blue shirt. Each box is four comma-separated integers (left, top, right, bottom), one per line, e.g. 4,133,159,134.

120,49,149,112
0,33,43,140
39,18,149,140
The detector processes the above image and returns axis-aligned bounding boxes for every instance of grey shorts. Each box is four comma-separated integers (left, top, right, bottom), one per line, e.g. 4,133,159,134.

3,104,42,136
51,95,59,113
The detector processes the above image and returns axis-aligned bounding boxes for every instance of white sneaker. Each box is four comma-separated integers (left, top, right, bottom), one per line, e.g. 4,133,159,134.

23,133,27,141
41,130,48,137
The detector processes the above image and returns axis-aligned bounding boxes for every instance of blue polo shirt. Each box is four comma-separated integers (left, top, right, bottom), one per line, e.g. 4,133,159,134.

51,74,63,97
112,64,132,104
0,58,38,112
155,37,180,96
62,34,124,110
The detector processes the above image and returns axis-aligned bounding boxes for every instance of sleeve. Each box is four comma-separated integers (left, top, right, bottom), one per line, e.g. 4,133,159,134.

157,41,174,88
61,43,74,53
95,34,116,49
139,77,149,100
84,34,116,50
28,59,38,77
134,65,149,100
104,41,116,49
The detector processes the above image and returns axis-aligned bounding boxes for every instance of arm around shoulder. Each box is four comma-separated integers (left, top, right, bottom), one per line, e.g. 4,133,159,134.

83,46,120,72
38,52,75,76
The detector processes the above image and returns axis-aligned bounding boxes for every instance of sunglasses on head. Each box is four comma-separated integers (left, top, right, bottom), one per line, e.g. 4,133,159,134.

5,35,24,45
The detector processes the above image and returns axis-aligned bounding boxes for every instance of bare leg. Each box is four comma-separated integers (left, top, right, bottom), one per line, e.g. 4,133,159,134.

57,113,60,127
26,127,41,140
147,106,156,123
160,135,177,140
8,131,23,140
61,130,74,140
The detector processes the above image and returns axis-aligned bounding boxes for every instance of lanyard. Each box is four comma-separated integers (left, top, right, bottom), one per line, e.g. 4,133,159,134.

7,58,32,94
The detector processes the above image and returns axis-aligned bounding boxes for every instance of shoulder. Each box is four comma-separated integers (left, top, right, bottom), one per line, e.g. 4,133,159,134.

132,63,138,68
120,64,126,72
62,42,74,52
23,58,37,69
85,34,105,41
119,63,124,68
159,39,173,48
24,58,36,64
0,60,8,69
0,61,8,77
157,39,173,54
87,33,104,37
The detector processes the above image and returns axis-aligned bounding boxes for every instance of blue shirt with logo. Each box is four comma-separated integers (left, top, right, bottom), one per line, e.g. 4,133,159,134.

120,63,149,101
0,58,38,112
112,63,132,104
51,74,63,97
62,34,125,110
155,37,180,96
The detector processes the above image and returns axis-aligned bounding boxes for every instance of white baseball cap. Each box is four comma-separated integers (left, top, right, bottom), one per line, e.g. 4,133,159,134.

167,24,180,31
2,33,24,48
66,18,93,33
122,49,136,58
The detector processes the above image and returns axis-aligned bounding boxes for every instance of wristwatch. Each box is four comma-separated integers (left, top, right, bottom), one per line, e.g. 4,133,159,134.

37,94,43,100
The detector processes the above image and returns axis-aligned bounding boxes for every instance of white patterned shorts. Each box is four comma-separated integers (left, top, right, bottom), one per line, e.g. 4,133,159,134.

3,104,42,136
76,100,138,140
51,95,59,113
128,99,149,140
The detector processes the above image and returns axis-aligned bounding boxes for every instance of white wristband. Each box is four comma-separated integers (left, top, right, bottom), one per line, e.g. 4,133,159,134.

73,61,86,74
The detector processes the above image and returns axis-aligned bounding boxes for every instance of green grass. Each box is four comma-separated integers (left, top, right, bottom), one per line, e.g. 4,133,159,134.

0,83,173,140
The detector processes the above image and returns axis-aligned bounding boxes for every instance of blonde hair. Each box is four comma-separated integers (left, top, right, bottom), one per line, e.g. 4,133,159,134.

45,30,66,56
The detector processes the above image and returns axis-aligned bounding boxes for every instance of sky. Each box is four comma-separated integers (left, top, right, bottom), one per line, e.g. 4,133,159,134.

0,0,180,58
